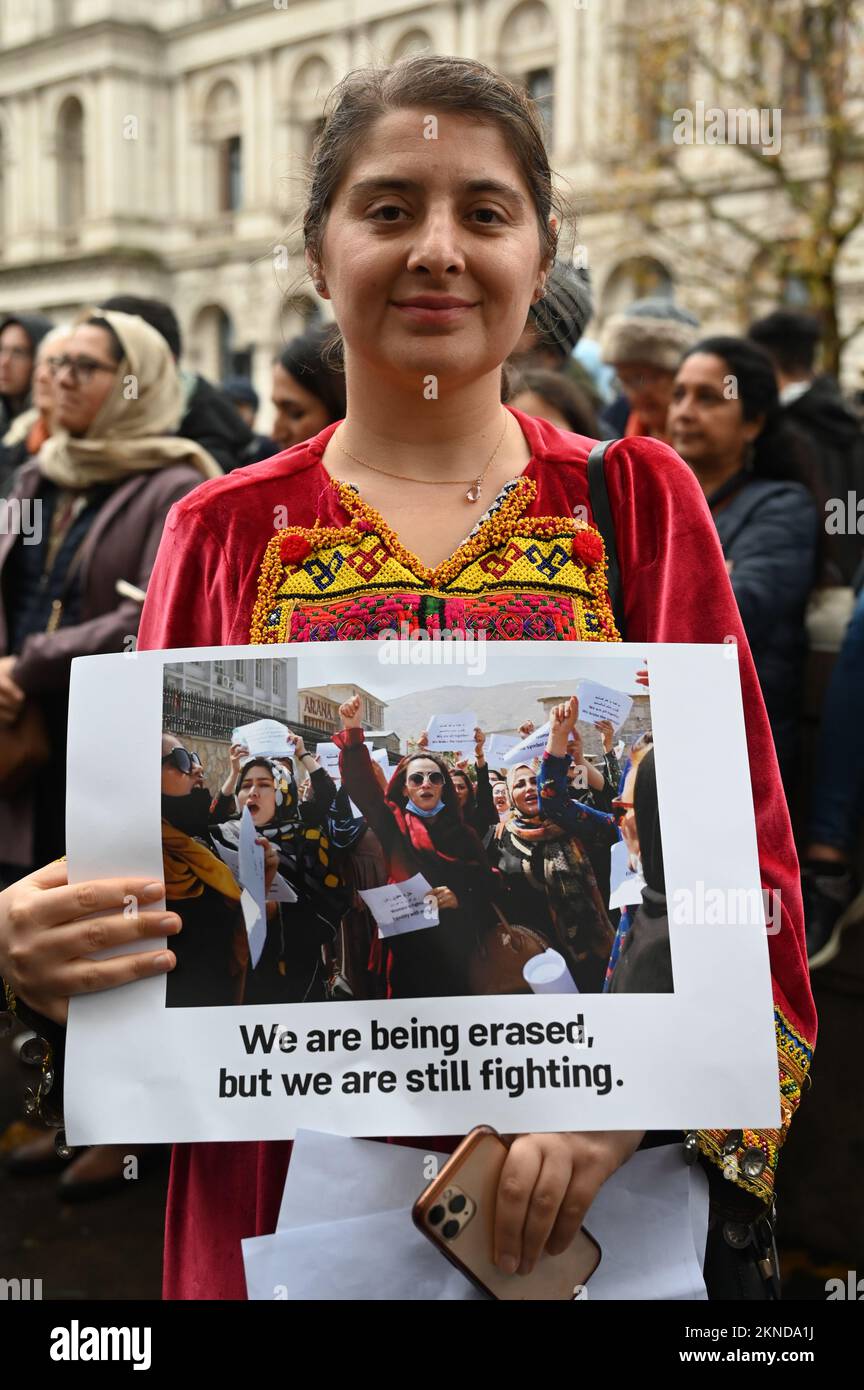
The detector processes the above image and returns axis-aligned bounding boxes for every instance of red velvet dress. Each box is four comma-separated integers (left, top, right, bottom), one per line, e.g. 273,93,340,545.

137,406,816,1300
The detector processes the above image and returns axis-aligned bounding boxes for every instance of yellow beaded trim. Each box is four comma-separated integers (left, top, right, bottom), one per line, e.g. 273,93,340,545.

695,1004,814,1203
250,477,620,643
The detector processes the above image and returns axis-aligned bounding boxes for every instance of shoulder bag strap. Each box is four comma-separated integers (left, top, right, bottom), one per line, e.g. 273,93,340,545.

587,439,625,638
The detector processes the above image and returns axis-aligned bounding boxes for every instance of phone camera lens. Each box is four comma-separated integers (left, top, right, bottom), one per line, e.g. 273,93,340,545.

442,1220,460,1240
448,1194,466,1213
428,1205,445,1226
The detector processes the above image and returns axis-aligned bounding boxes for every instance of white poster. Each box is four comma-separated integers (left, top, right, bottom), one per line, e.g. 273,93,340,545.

63,641,779,1144
425,710,478,752
573,679,634,733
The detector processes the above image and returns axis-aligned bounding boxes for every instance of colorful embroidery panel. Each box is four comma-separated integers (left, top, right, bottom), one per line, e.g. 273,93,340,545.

250,477,621,645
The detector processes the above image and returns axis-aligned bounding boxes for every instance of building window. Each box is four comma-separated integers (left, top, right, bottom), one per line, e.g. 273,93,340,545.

220,135,243,212
57,96,85,240
272,665,281,699
525,68,554,145
255,660,265,690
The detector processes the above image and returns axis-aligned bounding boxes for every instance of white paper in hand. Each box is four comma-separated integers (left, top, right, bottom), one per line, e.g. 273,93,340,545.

238,805,267,968
425,711,477,752
232,718,296,759
357,873,439,938
608,837,646,910
502,721,549,766
574,679,633,733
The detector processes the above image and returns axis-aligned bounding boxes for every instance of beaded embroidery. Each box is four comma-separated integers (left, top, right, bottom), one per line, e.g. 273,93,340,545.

250,476,621,645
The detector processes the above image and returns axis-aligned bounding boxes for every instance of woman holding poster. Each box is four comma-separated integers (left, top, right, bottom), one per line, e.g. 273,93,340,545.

335,695,496,998
0,55,815,1301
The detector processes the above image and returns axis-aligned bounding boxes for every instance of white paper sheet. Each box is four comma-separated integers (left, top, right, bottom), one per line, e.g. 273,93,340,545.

357,873,439,938
501,721,550,766
232,718,296,759
573,679,634,733
425,711,478,752
240,1131,708,1301
238,806,267,968
484,733,521,766
608,838,647,910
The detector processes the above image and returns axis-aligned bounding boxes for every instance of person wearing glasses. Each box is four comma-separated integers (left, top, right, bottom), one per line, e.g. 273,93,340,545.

0,313,55,452
0,325,72,495
333,694,497,999
0,308,220,890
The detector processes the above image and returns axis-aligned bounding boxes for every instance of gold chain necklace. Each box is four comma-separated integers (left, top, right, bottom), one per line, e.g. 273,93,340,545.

334,410,510,504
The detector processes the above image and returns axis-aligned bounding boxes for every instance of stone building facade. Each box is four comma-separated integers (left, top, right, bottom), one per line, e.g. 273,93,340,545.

1,0,861,423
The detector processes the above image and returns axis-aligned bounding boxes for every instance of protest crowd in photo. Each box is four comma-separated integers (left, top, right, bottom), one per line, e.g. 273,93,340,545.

0,0,862,1332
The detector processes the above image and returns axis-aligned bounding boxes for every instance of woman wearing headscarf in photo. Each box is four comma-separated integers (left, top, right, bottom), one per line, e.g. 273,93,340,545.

608,747,672,994
210,740,362,1003
489,698,616,993
161,733,251,1009
0,308,220,885
334,695,497,998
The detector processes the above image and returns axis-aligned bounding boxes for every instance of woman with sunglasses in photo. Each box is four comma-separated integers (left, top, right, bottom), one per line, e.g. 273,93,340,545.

334,693,497,999
0,57,814,1300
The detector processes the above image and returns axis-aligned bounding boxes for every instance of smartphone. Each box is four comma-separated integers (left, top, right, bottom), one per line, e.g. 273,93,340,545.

413,1126,601,1300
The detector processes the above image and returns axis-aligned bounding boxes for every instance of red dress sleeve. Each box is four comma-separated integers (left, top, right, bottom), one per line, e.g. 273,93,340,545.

604,436,816,1202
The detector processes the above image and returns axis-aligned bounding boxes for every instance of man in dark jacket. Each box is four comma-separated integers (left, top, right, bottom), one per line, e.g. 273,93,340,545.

749,310,864,586
0,313,55,481
100,296,276,471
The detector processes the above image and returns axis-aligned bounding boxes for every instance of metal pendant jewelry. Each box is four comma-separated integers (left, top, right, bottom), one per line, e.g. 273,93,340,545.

465,480,482,503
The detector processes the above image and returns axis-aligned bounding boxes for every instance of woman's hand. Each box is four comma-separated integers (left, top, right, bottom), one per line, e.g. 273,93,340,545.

546,696,578,758
429,885,459,912
594,719,615,754
415,730,429,751
494,1130,644,1275
339,695,363,730
518,720,535,739
474,727,486,767
222,742,249,796
0,655,25,727
289,732,306,760
259,838,280,894
0,861,180,1026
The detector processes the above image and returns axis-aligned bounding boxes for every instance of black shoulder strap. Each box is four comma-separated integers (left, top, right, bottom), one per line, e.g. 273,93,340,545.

587,439,625,637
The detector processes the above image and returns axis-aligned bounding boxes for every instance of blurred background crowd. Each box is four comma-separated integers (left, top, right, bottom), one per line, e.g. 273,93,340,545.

1,0,863,1300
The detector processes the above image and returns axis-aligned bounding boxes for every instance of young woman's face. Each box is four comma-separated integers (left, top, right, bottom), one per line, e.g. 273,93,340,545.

492,781,510,815
161,734,193,796
509,765,539,816
317,108,548,392
403,757,446,811
668,353,762,469
271,362,332,449
450,772,470,807
238,768,277,825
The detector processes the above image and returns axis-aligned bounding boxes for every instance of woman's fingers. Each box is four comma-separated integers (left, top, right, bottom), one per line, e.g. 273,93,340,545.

517,1147,573,1274
17,877,166,931
545,1170,589,1256
493,1136,543,1274
46,909,182,961
59,946,177,999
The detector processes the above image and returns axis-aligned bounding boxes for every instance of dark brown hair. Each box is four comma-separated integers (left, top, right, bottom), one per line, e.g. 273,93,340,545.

388,749,460,815
289,55,573,382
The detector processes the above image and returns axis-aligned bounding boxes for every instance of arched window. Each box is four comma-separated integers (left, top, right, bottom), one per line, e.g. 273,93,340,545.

57,96,85,239
191,304,236,384
392,29,433,62
601,257,675,317
292,56,332,158
204,79,243,213
499,2,557,147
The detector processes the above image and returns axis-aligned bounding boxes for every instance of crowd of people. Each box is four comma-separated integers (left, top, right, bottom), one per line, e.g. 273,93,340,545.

158,692,661,1008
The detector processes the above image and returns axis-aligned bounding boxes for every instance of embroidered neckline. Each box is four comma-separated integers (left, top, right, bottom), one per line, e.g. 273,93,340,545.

330,473,539,587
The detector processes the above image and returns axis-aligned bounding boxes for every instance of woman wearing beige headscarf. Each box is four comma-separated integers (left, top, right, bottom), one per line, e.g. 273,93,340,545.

0,308,219,1196
0,307,220,881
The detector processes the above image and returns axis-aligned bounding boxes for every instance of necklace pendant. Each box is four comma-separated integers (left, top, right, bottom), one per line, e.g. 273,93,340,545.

465,480,482,503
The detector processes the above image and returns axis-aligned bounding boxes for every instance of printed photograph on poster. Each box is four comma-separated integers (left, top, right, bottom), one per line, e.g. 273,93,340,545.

62,641,780,1145
159,654,663,1009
